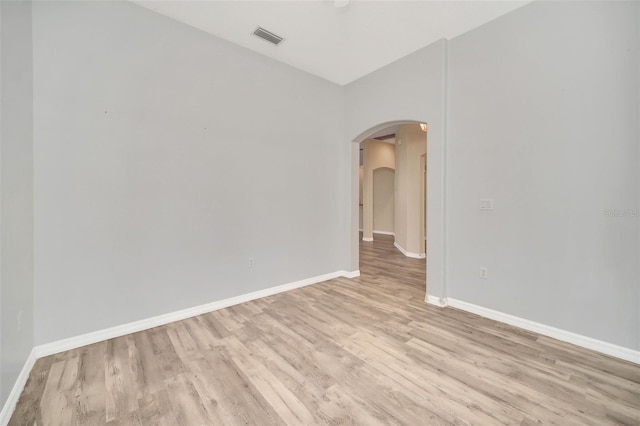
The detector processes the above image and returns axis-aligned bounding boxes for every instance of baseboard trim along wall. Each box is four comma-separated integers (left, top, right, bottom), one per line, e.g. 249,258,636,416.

35,270,358,358
342,270,361,278
0,269,360,423
393,242,425,259
358,229,394,236
4,278,637,424
360,231,394,242
0,348,38,426
425,296,639,365
425,293,448,307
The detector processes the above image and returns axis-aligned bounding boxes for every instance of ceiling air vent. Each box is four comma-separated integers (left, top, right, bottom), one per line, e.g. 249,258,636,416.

252,27,284,46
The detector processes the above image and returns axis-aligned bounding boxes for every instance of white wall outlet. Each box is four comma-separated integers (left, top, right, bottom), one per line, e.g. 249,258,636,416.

480,198,494,210
248,257,255,268
480,267,488,280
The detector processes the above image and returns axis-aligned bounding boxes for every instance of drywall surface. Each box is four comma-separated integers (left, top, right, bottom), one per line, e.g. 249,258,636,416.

0,0,34,405
373,168,394,234
1,0,3,403
394,124,426,255
345,40,446,296
345,41,445,141
359,165,363,230
32,1,345,344
447,0,639,349
362,139,395,239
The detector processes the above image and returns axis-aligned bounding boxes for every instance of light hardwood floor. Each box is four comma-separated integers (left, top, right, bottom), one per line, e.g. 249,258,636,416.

9,234,640,425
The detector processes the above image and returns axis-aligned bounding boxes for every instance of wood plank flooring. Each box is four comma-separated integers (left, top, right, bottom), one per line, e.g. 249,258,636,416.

9,234,640,425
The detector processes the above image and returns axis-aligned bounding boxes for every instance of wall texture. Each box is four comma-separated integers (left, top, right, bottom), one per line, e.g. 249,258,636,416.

0,0,34,406
32,1,345,344
394,124,426,256
361,139,395,239
447,0,639,349
373,168,394,234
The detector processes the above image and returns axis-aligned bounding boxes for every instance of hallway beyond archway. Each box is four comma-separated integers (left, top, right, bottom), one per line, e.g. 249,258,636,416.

359,233,425,296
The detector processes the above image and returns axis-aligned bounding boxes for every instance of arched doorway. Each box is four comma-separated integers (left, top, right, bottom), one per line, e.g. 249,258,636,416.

350,120,446,305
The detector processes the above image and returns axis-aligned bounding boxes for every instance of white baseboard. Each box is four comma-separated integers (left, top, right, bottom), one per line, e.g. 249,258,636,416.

0,270,359,422
0,348,38,426
361,234,394,242
7,273,636,424
393,242,425,259
425,294,448,307
359,230,394,236
35,270,355,358
342,270,360,278
445,298,640,365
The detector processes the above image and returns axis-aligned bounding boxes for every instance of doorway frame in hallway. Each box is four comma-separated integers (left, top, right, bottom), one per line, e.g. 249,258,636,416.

350,120,447,306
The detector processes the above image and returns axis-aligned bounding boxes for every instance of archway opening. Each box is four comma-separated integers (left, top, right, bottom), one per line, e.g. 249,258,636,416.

355,121,428,296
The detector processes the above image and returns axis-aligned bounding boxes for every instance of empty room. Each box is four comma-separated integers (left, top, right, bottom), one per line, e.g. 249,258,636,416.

1,0,639,424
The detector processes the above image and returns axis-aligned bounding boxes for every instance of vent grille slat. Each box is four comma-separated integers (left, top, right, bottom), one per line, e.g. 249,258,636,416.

253,27,284,45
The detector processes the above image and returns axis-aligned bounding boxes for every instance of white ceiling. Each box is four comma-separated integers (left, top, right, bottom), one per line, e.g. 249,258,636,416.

134,0,531,85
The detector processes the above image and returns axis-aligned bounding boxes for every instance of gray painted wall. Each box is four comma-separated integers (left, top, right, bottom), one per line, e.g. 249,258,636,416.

32,1,346,344
1,0,3,402
0,0,34,406
447,0,639,349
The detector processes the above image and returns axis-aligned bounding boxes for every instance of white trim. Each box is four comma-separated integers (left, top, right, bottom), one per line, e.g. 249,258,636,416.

1,270,360,420
425,294,448,307
393,242,425,259
3,277,638,423
0,348,38,426
445,298,640,365
342,270,360,278
359,231,394,239
34,270,354,358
